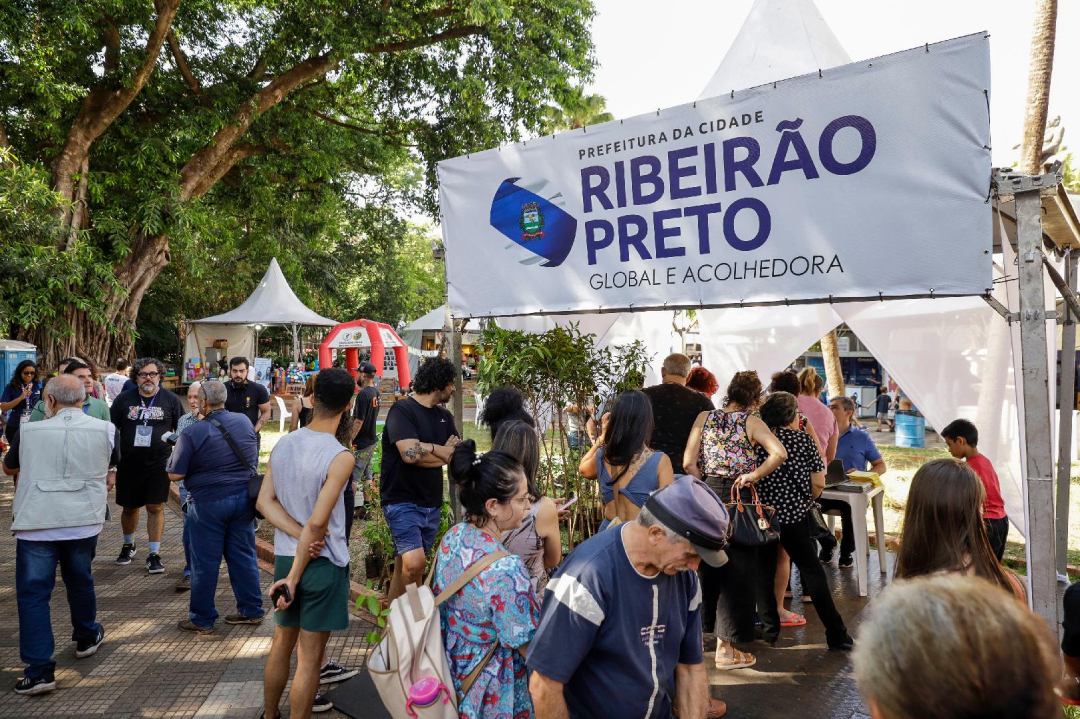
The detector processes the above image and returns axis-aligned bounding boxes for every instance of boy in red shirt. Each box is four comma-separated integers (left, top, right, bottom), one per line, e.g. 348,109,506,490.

942,419,1009,561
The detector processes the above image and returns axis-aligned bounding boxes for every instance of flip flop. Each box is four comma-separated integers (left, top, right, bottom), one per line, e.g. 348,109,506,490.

781,613,807,627
715,647,756,671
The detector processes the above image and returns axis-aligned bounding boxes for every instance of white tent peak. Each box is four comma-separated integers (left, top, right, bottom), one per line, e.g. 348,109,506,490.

698,0,850,101
192,258,337,326
404,305,482,333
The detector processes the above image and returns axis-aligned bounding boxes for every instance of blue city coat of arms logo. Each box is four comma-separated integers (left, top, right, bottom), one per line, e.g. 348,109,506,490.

490,178,577,267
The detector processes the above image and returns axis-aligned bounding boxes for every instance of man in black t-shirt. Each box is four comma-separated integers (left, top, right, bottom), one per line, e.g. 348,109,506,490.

351,363,381,520
110,357,185,574
224,357,271,452
643,353,715,474
380,358,460,601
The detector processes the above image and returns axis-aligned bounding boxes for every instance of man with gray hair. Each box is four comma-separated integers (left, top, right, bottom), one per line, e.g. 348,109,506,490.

528,477,729,719
644,352,715,474
3,375,119,695
167,379,263,633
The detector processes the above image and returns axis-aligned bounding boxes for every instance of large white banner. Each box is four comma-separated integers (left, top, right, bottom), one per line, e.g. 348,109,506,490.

438,33,992,318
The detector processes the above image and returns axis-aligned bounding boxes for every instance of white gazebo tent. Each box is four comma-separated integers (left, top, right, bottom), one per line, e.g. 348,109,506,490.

459,0,1080,629
184,258,338,367
400,304,483,376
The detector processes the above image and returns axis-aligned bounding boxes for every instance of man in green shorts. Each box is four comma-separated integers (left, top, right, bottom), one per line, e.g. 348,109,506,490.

257,368,356,719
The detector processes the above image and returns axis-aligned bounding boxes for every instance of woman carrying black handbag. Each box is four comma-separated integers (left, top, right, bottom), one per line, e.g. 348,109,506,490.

684,371,787,671
755,391,855,652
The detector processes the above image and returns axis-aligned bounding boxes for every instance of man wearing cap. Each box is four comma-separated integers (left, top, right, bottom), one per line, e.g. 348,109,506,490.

528,478,729,719
351,362,381,521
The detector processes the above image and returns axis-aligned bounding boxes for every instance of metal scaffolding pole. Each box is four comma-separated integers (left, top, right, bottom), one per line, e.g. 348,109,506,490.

998,166,1062,630
1058,250,1078,578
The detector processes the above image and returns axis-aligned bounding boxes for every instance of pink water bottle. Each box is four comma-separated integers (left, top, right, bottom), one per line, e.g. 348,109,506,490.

405,677,451,717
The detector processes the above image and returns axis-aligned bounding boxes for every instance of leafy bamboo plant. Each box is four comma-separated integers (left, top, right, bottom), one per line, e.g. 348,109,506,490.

475,324,652,549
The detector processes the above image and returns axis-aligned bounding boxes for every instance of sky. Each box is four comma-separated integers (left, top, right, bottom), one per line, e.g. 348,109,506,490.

585,0,1079,167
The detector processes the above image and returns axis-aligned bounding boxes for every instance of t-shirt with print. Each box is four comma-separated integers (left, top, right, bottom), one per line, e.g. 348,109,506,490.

103,372,128,405
1,382,41,426
352,385,381,450
224,380,270,428
527,524,703,719
380,397,458,508
968,453,1007,520
110,387,185,471
643,383,715,474
755,427,825,525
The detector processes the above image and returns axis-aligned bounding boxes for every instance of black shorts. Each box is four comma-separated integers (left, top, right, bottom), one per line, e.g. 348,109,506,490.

115,463,171,508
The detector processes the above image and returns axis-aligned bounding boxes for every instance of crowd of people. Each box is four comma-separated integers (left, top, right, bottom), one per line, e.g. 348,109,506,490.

0,349,1073,718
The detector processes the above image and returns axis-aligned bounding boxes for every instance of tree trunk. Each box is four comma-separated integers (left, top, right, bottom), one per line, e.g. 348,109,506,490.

18,233,171,369
820,329,845,399
1019,0,1058,176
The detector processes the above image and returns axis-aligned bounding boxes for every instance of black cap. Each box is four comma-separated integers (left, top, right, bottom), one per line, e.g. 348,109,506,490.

359,362,377,375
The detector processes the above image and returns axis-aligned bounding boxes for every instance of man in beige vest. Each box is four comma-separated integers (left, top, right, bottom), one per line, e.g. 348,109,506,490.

2,375,119,696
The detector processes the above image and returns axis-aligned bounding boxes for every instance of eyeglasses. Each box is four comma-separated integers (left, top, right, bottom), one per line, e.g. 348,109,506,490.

512,494,533,506
21,370,36,376
137,372,160,379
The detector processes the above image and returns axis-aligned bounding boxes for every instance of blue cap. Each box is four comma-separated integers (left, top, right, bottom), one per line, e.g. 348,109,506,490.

643,476,729,567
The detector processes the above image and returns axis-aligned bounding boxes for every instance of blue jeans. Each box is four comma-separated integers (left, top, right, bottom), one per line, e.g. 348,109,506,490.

16,535,102,680
383,502,442,556
179,483,192,579
186,490,264,627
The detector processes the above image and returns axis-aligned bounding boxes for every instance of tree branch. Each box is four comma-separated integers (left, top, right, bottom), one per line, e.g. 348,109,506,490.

190,142,267,198
167,30,203,96
178,51,339,200
101,17,121,74
52,0,181,209
367,24,485,54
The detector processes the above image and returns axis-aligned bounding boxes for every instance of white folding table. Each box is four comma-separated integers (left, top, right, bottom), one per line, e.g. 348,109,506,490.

819,484,887,597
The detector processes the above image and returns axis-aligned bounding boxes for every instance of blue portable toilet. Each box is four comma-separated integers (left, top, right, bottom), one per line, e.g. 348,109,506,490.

0,339,37,384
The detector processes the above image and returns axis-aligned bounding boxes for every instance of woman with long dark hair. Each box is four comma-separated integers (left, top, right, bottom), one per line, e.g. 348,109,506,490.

895,458,1023,599
578,389,674,529
481,386,536,439
288,374,316,431
684,371,787,670
433,440,540,719
494,420,562,592
1,360,41,443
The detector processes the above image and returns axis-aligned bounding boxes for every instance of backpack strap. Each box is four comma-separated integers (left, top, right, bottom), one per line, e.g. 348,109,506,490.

207,415,259,477
433,549,509,606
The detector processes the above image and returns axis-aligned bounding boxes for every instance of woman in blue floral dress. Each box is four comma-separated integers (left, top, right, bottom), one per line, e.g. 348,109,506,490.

433,440,540,719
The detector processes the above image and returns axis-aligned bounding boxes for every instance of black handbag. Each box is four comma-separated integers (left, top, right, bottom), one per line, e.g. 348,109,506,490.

724,484,779,547
207,415,264,518
806,501,833,541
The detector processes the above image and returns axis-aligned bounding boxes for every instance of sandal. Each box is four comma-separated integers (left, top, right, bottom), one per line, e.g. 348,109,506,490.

781,613,807,627
714,646,756,671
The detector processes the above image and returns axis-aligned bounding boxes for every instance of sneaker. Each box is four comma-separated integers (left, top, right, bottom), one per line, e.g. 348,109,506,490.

146,553,165,574
312,693,333,713
175,575,190,592
818,545,835,564
177,619,214,635
320,660,359,684
838,554,854,569
115,543,136,565
75,627,105,658
224,614,264,625
14,675,56,695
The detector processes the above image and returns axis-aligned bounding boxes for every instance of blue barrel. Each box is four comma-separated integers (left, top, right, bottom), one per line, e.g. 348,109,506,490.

895,413,926,448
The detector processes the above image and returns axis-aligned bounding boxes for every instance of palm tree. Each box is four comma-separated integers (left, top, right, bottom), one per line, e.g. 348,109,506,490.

1019,0,1058,175
540,87,615,134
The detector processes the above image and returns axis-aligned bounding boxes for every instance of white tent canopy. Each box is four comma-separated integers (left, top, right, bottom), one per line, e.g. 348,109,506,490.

184,258,337,366
403,305,482,333
191,258,337,327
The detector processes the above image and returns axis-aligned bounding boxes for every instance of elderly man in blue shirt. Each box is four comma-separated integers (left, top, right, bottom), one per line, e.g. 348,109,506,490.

817,395,888,568
167,380,264,634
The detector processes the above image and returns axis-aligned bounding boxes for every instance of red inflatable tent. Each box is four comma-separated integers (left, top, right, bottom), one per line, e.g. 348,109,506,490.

318,319,412,388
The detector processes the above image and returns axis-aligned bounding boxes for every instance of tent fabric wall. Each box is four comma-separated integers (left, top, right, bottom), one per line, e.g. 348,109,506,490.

183,324,254,368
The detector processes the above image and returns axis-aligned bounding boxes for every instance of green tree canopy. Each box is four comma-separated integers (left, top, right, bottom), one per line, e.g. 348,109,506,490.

0,0,596,366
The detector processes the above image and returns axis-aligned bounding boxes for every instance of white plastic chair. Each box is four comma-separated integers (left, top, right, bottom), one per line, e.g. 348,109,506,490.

274,395,292,433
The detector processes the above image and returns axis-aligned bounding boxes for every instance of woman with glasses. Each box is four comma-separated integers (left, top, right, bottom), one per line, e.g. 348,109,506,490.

578,389,674,530
1,361,41,444
684,371,787,670
432,440,540,718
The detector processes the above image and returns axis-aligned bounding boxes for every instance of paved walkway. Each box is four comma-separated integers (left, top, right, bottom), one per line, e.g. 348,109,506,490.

0,482,374,719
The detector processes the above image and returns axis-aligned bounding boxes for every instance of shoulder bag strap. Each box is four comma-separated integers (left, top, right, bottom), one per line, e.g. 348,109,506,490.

432,548,511,701
207,416,259,477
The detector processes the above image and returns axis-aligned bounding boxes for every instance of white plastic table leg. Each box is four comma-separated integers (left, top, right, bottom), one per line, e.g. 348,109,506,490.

851,494,870,598
873,492,888,576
